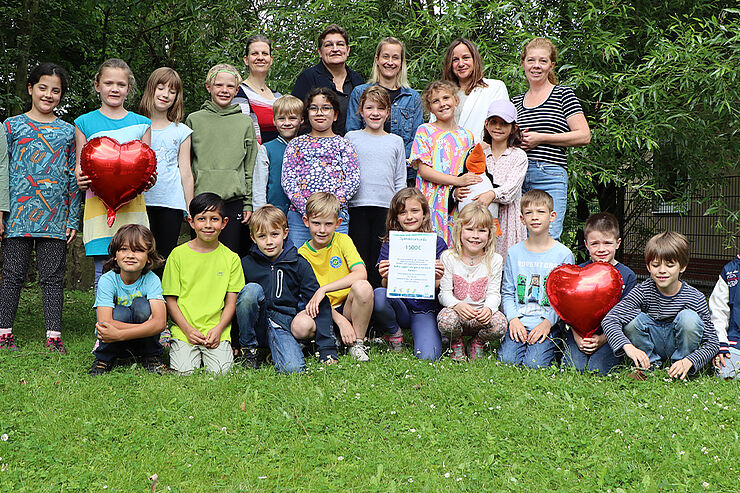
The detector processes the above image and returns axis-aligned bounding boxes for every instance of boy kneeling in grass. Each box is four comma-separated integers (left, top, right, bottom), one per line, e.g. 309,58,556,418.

602,231,719,379
236,205,336,373
163,193,245,375
298,192,374,362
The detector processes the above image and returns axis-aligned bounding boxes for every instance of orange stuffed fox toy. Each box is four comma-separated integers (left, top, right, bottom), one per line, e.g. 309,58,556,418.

455,144,501,235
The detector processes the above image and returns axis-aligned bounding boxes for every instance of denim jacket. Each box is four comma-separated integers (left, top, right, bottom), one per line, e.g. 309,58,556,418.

345,83,423,159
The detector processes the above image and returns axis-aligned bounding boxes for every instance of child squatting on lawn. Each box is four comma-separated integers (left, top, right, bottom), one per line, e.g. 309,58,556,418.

90,224,167,376
235,204,336,373
561,212,637,375
601,231,720,379
299,192,374,362
708,254,740,379
162,193,245,375
498,189,574,368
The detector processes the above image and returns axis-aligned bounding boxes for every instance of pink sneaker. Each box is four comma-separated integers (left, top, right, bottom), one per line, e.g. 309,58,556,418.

449,339,466,362
467,337,486,361
382,333,405,353
0,333,18,351
45,336,68,355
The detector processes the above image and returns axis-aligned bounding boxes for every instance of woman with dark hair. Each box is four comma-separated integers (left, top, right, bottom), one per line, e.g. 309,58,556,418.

234,34,282,144
433,37,509,142
513,37,591,240
346,37,423,181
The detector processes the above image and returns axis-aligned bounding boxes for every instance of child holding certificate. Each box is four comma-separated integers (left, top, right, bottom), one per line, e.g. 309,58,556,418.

437,203,508,361
372,188,446,360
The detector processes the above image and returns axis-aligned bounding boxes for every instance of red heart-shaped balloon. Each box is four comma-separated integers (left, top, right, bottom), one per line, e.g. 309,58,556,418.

81,136,156,227
545,262,623,338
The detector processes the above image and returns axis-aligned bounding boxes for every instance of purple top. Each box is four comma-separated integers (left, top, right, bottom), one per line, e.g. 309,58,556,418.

281,134,360,215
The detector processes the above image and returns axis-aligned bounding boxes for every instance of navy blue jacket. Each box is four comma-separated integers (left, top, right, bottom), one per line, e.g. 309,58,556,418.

241,239,336,360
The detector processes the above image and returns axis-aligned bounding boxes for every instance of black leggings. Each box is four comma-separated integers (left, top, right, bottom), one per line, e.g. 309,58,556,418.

146,206,184,260
0,237,66,332
349,206,388,289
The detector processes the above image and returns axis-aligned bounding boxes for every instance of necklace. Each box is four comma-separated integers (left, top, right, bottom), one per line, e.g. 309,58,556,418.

246,78,269,93
462,253,482,266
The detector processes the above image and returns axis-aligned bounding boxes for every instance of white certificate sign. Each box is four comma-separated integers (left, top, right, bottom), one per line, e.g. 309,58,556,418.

387,231,437,300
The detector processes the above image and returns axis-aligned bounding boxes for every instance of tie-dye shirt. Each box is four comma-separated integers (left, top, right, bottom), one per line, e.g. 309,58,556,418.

3,114,80,239
411,123,474,243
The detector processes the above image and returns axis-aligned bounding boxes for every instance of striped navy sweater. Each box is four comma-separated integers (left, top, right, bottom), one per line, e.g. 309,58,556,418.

602,279,719,372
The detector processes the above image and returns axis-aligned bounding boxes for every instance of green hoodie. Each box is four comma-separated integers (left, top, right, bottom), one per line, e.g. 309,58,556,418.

185,101,258,209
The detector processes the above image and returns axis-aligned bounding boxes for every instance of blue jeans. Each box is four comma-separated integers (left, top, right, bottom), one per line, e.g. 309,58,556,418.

522,160,568,240
236,283,305,373
287,209,349,248
93,297,162,362
498,319,561,368
562,330,621,375
372,287,441,361
719,349,740,379
622,310,703,366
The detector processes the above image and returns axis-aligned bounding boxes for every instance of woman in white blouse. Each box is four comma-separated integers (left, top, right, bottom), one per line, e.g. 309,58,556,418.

432,38,509,142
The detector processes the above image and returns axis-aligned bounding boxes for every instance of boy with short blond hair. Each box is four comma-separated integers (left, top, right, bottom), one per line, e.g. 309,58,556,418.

562,212,636,374
252,95,303,213
235,205,335,372
298,192,374,361
602,231,719,379
499,189,575,368
163,193,245,375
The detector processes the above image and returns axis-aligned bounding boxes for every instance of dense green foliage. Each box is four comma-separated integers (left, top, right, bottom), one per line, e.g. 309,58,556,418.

0,287,738,491
2,1,739,248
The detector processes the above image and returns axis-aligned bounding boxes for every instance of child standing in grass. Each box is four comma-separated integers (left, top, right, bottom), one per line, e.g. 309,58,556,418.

0,63,80,353
235,205,336,372
499,190,574,368
561,213,636,374
602,231,719,379
74,58,152,290
410,80,480,244
373,188,446,361
90,225,167,376
139,67,194,262
163,193,245,375
345,86,406,288
251,95,303,214
438,203,507,361
185,64,258,256
281,87,360,247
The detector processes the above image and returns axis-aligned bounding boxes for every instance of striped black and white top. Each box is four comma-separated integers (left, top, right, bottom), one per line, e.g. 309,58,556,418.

512,86,583,169
601,279,719,373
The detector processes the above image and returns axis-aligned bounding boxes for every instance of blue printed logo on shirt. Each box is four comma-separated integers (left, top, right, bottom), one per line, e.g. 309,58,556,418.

330,256,343,269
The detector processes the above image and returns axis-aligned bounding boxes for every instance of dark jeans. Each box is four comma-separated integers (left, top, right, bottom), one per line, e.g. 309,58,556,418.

93,297,163,362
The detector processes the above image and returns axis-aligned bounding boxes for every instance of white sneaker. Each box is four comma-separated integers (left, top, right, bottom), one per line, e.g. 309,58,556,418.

348,339,370,362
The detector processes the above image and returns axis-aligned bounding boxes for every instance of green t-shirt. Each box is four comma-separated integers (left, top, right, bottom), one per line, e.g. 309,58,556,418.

162,242,245,343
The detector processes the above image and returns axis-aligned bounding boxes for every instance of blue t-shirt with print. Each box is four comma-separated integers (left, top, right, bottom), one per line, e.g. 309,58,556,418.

94,270,164,308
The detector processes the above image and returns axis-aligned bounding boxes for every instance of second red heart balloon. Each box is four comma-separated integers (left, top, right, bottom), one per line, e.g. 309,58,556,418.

80,136,157,227
545,262,624,338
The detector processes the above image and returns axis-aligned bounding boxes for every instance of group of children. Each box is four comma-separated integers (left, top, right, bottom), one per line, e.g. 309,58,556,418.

0,58,736,381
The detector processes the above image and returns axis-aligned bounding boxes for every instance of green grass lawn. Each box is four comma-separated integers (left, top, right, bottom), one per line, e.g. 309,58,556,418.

0,287,738,492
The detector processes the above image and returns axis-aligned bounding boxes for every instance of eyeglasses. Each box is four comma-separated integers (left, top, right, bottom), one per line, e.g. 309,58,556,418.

308,105,334,114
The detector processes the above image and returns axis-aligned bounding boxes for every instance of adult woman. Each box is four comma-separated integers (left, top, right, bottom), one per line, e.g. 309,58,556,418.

512,37,591,240
346,37,423,183
433,38,508,143
234,34,282,144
